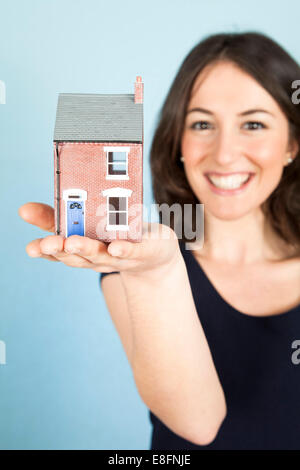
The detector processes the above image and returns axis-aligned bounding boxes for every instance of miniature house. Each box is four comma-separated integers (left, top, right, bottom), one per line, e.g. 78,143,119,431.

53,77,143,242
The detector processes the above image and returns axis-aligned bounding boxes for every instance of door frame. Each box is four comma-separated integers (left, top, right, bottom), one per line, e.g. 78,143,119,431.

63,189,87,237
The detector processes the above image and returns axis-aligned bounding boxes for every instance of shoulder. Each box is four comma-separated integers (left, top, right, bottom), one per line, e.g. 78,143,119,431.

275,252,300,278
284,255,300,280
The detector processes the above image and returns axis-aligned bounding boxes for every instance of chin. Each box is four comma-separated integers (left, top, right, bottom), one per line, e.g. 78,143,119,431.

205,205,252,221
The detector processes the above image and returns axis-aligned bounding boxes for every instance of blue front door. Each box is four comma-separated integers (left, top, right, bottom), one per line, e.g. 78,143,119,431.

67,201,84,236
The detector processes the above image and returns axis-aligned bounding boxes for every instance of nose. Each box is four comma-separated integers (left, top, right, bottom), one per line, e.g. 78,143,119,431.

212,124,240,166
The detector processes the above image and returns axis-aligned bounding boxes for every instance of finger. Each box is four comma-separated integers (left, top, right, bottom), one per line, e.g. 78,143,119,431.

105,223,153,259
38,235,94,268
51,252,94,269
107,223,176,261
63,235,140,271
18,203,55,232
26,238,59,262
39,234,65,254
63,235,112,262
40,233,118,269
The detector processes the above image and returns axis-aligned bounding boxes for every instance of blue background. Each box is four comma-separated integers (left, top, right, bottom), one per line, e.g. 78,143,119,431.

1,0,299,450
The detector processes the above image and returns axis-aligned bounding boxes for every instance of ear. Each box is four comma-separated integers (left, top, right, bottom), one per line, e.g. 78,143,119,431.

284,137,299,166
288,136,299,159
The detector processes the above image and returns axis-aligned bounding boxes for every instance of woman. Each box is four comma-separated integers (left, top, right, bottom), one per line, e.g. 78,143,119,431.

19,31,300,450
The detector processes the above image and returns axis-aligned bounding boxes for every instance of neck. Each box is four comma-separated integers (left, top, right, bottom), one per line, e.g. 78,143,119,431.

192,207,294,266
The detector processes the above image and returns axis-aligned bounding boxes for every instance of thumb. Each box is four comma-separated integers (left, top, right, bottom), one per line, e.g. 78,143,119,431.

18,202,55,232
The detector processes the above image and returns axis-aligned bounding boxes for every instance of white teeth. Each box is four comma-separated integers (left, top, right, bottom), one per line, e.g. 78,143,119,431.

208,174,251,189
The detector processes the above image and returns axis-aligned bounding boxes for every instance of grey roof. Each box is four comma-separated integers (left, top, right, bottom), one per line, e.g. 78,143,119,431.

53,93,143,142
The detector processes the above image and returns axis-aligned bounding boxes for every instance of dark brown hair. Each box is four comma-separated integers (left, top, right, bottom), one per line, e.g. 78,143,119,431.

150,31,300,252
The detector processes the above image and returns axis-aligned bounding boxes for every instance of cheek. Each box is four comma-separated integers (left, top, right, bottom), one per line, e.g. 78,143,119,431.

245,139,285,195
181,133,207,164
244,136,286,168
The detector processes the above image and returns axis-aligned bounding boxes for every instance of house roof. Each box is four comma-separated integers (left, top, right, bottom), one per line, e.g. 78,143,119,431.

53,93,143,142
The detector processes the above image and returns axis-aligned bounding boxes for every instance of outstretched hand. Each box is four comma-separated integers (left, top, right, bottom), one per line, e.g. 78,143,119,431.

18,202,181,276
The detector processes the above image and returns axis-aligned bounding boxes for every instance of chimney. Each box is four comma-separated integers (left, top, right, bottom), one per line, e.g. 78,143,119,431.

134,76,143,104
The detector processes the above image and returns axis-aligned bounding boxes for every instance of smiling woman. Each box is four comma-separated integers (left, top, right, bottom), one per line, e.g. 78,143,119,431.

20,30,300,451
143,31,300,449
100,30,300,449
150,32,300,253
180,61,299,230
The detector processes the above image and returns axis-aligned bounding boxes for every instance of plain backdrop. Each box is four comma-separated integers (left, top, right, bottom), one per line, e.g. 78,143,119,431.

1,0,300,450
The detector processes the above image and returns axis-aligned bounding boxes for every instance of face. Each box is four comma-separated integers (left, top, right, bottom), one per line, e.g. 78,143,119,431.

181,61,298,220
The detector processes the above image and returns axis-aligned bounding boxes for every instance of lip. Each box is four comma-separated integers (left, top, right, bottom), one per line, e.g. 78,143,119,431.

204,171,254,176
204,172,256,196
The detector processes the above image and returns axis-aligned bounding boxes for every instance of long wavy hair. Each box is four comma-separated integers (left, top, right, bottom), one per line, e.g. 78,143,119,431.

150,31,300,252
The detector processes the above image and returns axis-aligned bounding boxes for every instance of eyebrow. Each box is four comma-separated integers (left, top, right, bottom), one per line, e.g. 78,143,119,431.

186,107,275,117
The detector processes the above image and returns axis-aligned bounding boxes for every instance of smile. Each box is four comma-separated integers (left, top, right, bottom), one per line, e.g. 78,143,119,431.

204,172,255,195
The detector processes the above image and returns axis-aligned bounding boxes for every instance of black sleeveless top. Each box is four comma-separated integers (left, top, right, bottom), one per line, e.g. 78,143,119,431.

99,240,300,450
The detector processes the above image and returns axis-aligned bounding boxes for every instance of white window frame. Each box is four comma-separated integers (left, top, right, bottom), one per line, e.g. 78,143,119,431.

63,189,87,237
104,146,129,180
102,187,132,231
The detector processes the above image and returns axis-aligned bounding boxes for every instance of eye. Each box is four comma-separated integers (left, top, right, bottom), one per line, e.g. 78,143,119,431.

190,121,213,130
243,121,266,130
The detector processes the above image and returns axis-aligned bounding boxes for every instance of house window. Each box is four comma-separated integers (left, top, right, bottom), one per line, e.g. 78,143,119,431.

102,187,133,231
108,152,127,175
104,146,129,180
108,197,127,225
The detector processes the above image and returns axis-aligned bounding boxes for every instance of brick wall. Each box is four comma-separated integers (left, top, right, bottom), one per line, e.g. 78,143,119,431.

54,142,143,242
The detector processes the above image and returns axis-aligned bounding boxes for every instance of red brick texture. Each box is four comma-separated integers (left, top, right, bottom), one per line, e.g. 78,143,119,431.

134,76,143,104
54,142,143,242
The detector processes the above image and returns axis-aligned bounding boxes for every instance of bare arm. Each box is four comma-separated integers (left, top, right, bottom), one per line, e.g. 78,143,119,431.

102,251,226,446
19,204,226,447
101,273,133,365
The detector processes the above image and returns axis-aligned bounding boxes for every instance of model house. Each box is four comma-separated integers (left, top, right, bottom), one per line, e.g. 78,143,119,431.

53,77,143,242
